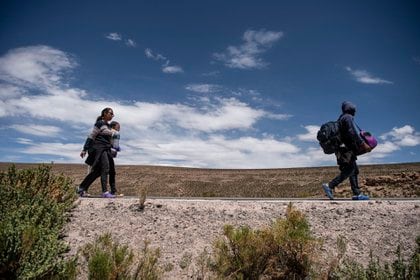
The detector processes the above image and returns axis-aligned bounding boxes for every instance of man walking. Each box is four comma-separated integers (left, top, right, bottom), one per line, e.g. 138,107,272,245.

322,101,372,200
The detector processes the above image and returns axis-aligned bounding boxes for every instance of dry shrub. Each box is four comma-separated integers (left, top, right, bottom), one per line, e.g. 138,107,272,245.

0,165,77,279
210,203,319,279
81,234,162,280
138,186,148,210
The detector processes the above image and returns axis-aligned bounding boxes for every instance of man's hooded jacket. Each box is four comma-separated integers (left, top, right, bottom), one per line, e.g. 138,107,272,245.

338,101,364,153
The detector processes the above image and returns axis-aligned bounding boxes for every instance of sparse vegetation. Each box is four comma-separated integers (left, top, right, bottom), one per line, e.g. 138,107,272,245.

328,235,420,280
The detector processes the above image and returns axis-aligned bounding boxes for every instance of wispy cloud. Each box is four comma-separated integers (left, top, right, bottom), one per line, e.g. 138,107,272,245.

105,32,122,41
145,48,183,74
162,65,183,74
214,29,283,70
105,32,137,48
185,83,221,94
145,48,166,61
10,124,61,137
125,39,136,47
345,67,393,85
201,70,220,77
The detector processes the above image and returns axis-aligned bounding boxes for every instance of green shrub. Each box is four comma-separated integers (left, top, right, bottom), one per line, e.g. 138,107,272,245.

210,203,319,279
0,165,77,279
81,234,162,280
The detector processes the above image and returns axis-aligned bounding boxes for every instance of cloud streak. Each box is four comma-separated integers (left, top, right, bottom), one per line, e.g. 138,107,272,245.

185,83,221,94
145,48,183,74
105,32,122,41
105,32,137,47
214,29,283,69
345,67,393,85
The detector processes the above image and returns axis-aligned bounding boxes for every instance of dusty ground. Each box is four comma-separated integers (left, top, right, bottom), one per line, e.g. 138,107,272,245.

64,198,420,279
2,162,419,198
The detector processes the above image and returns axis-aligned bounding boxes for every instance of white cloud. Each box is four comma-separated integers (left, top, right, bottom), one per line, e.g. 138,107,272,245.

125,39,137,47
380,125,420,147
297,125,320,142
105,33,122,41
185,83,221,93
345,67,393,85
214,29,283,69
0,45,76,89
145,48,166,61
145,48,183,74
162,65,183,74
10,124,62,137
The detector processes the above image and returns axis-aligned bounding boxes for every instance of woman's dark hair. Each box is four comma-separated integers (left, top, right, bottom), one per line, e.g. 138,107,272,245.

96,107,112,122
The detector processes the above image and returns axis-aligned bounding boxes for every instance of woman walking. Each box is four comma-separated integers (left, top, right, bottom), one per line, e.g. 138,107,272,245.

77,107,117,198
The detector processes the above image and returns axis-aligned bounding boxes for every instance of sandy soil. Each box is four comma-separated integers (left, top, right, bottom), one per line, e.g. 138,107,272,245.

64,198,420,279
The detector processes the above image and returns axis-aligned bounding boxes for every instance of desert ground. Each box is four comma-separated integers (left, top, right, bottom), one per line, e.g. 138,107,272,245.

1,162,419,198
1,162,419,279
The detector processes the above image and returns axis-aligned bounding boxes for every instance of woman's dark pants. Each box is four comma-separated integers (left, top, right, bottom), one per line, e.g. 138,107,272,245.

80,152,114,193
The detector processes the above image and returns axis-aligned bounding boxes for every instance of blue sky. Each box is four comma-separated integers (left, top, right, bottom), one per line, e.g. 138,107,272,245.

0,0,419,168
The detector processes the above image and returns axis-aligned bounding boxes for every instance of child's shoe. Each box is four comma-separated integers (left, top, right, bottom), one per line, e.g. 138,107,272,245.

102,191,116,198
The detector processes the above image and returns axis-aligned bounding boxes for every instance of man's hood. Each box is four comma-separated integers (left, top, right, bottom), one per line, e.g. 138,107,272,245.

341,101,356,116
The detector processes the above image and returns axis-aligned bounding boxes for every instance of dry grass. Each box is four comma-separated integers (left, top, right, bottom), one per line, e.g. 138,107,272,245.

0,162,419,198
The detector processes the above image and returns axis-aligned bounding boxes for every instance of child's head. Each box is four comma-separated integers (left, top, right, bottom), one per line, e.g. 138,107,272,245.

110,121,120,131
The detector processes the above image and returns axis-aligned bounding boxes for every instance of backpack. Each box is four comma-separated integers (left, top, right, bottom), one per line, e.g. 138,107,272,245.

317,121,342,154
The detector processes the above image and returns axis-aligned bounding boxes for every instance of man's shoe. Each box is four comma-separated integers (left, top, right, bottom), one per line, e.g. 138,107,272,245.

352,194,369,200
322,183,334,200
102,191,116,198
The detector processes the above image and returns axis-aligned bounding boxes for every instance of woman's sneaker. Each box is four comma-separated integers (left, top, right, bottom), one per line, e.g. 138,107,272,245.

77,187,91,197
322,183,334,200
102,191,116,198
78,190,92,197
352,194,369,200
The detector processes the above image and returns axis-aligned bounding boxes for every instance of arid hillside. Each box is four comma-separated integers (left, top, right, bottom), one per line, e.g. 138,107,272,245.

1,162,419,198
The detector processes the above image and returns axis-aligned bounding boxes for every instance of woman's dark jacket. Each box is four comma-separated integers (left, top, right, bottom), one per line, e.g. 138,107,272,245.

83,120,113,168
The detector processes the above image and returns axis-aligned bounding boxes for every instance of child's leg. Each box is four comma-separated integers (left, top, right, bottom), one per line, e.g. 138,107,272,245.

109,157,116,194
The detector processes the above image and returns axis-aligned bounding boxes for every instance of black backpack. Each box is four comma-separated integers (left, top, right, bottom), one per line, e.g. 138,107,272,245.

317,121,342,154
